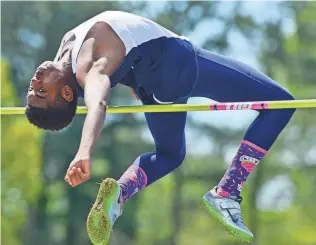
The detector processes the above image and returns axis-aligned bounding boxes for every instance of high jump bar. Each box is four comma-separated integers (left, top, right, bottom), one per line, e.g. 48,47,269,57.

1,99,316,115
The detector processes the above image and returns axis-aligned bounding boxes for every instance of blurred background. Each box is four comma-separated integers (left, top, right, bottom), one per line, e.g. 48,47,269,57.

1,1,316,245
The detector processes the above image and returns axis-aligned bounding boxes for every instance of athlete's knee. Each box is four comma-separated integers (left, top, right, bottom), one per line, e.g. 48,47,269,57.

176,146,186,166
260,91,295,127
279,88,295,101
159,145,186,169
277,107,295,125
279,89,296,118
170,146,186,168
257,87,295,129
269,86,295,118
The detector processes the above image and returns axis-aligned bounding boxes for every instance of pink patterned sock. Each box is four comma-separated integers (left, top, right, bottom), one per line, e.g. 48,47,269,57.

217,140,267,198
117,165,148,203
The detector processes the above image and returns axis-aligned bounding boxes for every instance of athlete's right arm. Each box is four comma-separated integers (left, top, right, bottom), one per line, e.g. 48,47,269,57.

64,23,125,187
77,57,111,160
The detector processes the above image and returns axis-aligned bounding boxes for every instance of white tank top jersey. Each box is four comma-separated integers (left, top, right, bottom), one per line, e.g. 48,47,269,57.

69,11,189,74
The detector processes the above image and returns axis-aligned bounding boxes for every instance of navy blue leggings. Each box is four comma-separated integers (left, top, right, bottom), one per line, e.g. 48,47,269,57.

133,48,295,186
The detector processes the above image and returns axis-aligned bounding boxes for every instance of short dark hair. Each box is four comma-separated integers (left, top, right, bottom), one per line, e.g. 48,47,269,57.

25,91,78,131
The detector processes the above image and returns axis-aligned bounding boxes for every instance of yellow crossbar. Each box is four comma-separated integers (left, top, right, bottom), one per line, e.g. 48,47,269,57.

1,99,316,115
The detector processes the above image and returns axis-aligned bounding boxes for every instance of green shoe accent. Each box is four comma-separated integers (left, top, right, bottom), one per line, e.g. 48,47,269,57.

87,178,120,245
199,197,253,243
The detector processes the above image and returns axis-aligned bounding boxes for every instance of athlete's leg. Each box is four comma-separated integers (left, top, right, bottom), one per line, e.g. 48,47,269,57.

190,48,295,242
118,95,188,203
191,48,295,197
87,94,187,245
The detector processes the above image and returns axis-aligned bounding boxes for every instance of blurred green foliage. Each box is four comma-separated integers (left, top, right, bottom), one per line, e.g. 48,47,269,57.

1,1,316,245
1,60,43,245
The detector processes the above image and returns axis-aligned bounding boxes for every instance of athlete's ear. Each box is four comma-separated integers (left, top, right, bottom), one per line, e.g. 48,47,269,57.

61,85,73,102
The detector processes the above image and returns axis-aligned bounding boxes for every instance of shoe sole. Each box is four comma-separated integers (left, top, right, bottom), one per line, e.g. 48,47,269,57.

199,198,253,243
87,178,119,245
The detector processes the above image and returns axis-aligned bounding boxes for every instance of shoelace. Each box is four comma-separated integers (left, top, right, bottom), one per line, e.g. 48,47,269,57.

227,196,243,224
228,195,243,204
231,211,244,223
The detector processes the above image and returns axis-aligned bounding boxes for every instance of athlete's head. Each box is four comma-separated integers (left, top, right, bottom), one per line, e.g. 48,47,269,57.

25,61,78,131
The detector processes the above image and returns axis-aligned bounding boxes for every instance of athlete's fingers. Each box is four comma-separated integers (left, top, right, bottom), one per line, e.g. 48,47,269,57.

64,175,71,184
71,167,81,187
68,169,76,186
77,167,90,181
69,169,74,176
65,159,89,187
74,168,85,183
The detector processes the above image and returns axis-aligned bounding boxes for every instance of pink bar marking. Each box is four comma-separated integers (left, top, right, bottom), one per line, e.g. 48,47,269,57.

242,140,268,154
217,104,227,110
210,104,227,110
251,102,269,110
210,102,269,111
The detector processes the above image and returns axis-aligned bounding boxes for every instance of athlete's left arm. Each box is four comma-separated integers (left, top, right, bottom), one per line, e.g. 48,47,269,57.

64,23,125,187
53,32,74,62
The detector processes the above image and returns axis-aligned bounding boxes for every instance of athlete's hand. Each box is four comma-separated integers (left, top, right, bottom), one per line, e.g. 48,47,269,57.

65,156,91,187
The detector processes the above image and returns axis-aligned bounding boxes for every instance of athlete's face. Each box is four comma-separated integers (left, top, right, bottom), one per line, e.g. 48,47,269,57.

26,61,70,108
